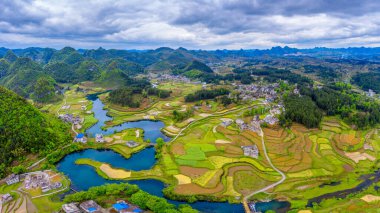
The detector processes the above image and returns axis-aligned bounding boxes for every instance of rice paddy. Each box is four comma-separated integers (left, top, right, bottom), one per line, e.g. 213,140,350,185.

42,83,380,211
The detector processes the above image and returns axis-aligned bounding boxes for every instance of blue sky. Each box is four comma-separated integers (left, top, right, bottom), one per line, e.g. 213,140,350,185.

1,0,380,49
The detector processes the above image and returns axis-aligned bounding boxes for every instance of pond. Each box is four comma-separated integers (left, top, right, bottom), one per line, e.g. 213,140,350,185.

57,148,291,213
57,94,289,213
85,95,170,142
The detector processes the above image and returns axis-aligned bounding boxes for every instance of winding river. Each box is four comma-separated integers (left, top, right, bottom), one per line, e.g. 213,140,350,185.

57,95,289,213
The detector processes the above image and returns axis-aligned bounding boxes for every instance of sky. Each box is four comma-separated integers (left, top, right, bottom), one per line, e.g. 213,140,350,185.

1,0,380,50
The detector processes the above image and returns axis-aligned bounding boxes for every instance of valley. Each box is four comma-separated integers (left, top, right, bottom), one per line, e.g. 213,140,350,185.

1,47,380,213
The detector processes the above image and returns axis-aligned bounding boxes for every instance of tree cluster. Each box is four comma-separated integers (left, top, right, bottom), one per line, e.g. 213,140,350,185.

64,183,198,213
185,88,230,102
281,95,323,128
172,109,194,122
0,87,71,177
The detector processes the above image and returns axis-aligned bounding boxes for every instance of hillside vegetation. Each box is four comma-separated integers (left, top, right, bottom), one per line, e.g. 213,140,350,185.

0,87,71,177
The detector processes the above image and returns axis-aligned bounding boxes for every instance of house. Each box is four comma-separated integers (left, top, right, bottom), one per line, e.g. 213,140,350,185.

80,200,101,213
364,143,374,151
62,203,81,213
1,193,13,203
95,134,104,143
126,141,138,148
221,120,232,127
366,89,376,97
241,145,259,158
113,201,130,212
51,182,62,189
293,88,300,95
75,133,87,143
263,114,279,125
41,181,51,193
73,116,83,125
235,119,244,126
5,174,20,185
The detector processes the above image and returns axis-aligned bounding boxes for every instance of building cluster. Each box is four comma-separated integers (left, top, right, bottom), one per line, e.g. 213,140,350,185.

24,171,62,193
62,200,143,213
5,173,20,185
154,74,191,83
5,171,63,194
236,83,279,102
241,145,259,158
80,200,102,213
75,133,88,143
151,74,206,85
59,113,83,125
263,114,279,125
235,119,261,134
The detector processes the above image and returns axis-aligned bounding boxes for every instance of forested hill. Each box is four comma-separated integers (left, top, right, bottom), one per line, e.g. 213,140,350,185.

0,87,71,177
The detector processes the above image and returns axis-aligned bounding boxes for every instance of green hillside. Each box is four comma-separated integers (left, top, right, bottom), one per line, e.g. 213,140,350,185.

0,87,71,177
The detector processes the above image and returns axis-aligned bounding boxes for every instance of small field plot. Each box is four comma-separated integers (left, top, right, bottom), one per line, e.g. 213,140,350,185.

232,165,276,196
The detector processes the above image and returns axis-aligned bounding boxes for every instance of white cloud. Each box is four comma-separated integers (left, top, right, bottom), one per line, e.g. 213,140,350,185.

1,0,380,49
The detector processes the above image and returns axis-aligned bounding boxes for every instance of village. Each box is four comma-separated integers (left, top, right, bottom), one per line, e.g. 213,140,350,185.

0,170,68,213
235,82,280,103
2,171,146,213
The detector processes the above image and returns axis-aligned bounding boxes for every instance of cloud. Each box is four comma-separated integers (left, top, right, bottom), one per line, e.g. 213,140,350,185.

0,0,380,49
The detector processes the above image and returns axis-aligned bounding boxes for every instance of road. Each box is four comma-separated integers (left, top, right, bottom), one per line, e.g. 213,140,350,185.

242,128,286,212
27,144,72,170
56,92,67,116
168,103,284,213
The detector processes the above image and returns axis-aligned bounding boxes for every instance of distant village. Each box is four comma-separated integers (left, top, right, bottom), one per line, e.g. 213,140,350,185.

234,82,279,103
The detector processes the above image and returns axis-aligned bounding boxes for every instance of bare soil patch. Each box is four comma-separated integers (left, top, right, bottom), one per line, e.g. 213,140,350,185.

174,174,192,184
171,143,186,155
99,164,131,179
345,152,375,163
174,183,224,195
361,194,380,202
179,166,209,179
215,139,231,144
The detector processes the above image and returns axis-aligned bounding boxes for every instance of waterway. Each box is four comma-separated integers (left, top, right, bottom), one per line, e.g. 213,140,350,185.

57,95,290,213
85,94,170,142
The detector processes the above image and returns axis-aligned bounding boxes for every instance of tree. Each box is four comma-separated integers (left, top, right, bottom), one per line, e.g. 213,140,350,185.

11,165,26,174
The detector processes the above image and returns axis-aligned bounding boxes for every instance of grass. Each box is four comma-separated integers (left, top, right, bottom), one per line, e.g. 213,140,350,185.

193,169,221,187
177,146,207,161
223,176,241,197
75,158,109,179
33,196,64,212
233,170,275,195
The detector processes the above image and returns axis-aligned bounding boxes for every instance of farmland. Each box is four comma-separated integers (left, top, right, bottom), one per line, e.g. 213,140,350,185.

16,80,380,212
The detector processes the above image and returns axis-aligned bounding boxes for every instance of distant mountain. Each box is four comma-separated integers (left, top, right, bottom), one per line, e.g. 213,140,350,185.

0,57,61,102
0,87,70,176
183,60,213,73
0,57,44,97
4,46,380,64
50,46,84,65
4,50,18,63
97,68,131,88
